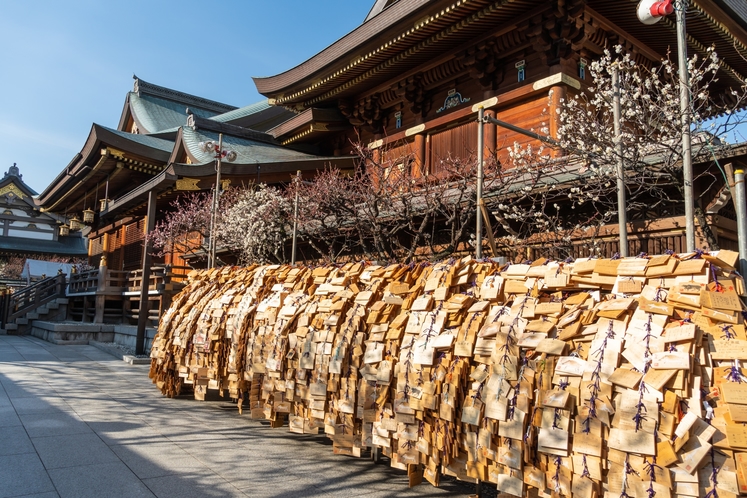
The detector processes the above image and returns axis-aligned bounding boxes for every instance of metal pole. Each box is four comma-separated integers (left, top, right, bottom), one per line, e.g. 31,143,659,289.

676,0,695,251
734,168,747,279
291,170,301,265
208,133,223,268
136,189,157,355
612,65,629,257
484,116,557,146
476,107,484,259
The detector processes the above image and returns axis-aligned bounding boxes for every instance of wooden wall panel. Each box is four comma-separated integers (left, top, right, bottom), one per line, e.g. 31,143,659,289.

428,120,478,176
123,219,145,270
108,227,123,271
495,97,551,148
89,235,103,267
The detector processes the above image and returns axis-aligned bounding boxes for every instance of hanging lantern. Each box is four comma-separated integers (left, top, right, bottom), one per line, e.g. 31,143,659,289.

83,208,95,224
100,199,110,212
59,223,70,237
69,216,82,231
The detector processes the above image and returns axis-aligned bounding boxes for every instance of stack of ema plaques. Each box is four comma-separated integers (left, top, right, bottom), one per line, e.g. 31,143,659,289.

149,250,747,497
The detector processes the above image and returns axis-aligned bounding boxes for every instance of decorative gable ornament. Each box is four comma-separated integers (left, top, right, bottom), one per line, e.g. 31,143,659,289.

0,183,26,199
176,178,201,191
436,89,470,114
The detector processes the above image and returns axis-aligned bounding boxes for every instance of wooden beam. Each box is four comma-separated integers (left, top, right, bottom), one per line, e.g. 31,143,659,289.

136,190,156,355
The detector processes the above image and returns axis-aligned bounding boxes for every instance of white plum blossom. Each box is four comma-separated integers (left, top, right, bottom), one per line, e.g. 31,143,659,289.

215,184,291,264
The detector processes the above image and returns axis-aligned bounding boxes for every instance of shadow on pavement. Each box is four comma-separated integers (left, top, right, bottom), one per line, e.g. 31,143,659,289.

0,335,482,498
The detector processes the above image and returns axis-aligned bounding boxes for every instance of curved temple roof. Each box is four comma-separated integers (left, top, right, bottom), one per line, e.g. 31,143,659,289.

128,92,220,134
181,126,344,167
253,0,747,110
123,76,237,134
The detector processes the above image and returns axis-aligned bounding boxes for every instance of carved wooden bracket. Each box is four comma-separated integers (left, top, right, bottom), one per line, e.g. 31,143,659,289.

338,94,386,133
526,0,588,66
391,74,432,118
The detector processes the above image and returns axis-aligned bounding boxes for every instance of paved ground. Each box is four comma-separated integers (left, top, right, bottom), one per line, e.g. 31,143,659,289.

0,335,478,498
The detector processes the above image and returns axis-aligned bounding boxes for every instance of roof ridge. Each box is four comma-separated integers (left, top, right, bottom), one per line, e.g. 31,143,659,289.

1,163,39,196
133,75,237,114
187,113,279,146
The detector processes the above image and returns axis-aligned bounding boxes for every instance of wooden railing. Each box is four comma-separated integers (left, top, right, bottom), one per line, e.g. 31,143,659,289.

126,266,189,293
68,268,130,295
0,265,190,328
0,274,66,327
68,265,188,296
66,265,189,325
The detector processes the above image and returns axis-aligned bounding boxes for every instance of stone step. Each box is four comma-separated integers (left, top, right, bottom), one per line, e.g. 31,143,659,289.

56,298,69,305
27,312,40,320
5,323,18,331
46,302,60,310
16,318,28,325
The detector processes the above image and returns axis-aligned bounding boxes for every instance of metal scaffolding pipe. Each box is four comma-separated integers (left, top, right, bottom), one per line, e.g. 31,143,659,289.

612,65,629,257
676,0,696,251
476,107,484,259
734,168,747,279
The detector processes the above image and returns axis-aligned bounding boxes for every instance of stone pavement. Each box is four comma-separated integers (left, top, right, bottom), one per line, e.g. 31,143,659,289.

0,335,477,498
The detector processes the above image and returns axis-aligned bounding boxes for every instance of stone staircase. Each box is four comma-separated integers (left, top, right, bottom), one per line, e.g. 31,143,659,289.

0,274,68,336
0,271,161,350
2,297,69,335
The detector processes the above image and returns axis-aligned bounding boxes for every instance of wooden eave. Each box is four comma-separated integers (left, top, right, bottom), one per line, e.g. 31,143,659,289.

116,93,134,132
586,0,747,84
100,152,357,221
257,0,538,107
99,166,179,221
167,128,188,165
267,108,349,143
37,125,171,213
254,0,435,95
257,0,747,111
170,160,356,185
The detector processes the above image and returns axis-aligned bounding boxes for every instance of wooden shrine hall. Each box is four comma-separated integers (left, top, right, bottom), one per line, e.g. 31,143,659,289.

254,0,747,257
6,0,747,339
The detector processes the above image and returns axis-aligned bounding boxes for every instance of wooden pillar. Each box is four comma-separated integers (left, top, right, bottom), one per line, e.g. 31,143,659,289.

118,225,126,271
94,255,108,323
136,190,157,355
371,147,382,187
93,298,105,324
484,110,497,161
549,86,566,141
413,134,426,177
104,232,112,256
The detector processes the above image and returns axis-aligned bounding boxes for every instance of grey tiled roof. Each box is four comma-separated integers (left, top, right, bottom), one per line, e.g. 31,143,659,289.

99,125,175,153
0,235,87,256
129,92,223,134
211,100,273,123
182,127,338,165
133,76,236,114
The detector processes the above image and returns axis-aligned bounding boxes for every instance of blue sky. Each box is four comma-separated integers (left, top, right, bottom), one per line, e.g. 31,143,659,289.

0,1,372,193
2,2,745,195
